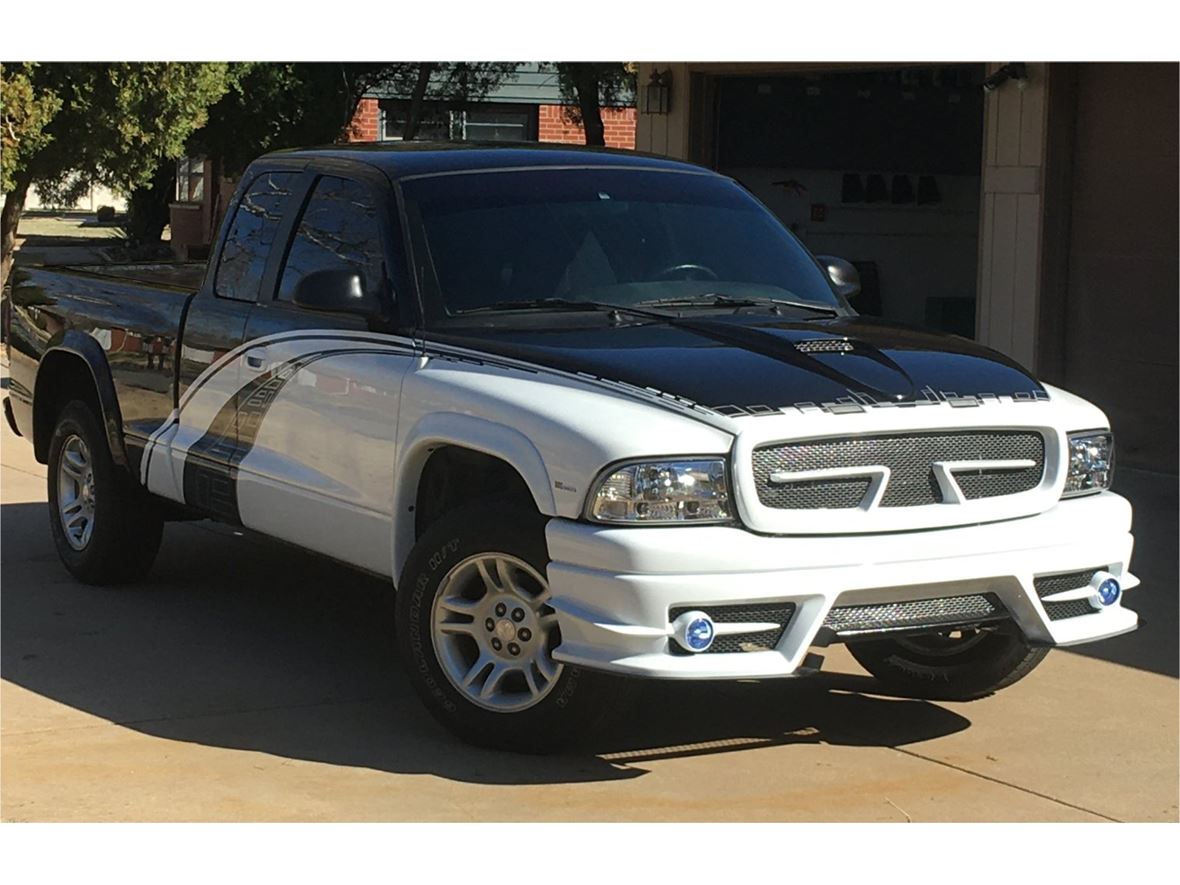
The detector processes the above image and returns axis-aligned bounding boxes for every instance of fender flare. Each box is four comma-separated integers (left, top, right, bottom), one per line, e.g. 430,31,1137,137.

392,412,557,580
34,330,129,470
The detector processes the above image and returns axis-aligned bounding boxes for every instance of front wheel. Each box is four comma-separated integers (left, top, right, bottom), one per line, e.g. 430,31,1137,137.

396,503,629,753
847,625,1049,701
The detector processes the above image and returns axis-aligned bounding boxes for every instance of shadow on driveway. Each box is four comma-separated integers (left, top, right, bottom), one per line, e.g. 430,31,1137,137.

1,501,971,785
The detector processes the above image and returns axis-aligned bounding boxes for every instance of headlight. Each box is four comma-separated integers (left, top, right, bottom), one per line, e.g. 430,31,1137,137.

1063,431,1114,497
587,459,733,524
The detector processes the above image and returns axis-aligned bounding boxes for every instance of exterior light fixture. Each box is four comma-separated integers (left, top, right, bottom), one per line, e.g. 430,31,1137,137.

644,69,672,115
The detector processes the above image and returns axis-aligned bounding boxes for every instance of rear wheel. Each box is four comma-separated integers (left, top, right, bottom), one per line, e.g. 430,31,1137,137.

47,400,163,585
396,502,630,753
847,625,1049,701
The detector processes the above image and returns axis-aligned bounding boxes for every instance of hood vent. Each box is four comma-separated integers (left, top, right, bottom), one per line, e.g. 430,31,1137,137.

794,338,855,355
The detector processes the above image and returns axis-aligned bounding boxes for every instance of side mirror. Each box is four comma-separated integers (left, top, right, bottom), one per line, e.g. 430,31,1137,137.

816,255,861,300
292,268,380,316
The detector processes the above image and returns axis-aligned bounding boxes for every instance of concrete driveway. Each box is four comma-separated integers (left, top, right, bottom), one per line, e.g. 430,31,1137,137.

1,411,1176,821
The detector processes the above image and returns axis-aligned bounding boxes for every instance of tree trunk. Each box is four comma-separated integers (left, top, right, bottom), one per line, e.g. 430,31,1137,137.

571,65,606,147
402,63,436,141
125,163,176,247
1,173,32,292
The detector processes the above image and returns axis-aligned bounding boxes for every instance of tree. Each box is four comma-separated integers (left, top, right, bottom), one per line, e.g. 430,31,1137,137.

2,63,61,286
1,63,232,287
551,63,636,147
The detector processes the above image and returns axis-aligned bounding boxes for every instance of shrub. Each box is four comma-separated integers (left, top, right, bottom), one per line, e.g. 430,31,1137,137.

96,205,116,222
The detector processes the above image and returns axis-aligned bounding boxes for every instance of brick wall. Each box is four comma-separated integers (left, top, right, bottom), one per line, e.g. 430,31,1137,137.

348,97,380,142
538,105,637,150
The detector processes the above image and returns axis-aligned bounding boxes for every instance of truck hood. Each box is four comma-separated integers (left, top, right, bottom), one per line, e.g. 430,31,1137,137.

428,315,1044,412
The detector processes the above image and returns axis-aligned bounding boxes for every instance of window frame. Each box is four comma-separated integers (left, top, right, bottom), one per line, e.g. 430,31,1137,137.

209,163,311,304
260,159,414,331
175,155,207,204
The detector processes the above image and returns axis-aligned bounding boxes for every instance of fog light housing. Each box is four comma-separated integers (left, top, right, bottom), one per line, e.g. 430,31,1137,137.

1089,572,1121,609
671,610,715,652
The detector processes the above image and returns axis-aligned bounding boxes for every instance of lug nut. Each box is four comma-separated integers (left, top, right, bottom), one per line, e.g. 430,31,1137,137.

518,628,532,642
507,643,520,656
511,608,525,622
491,638,503,651
485,618,495,632
495,602,507,617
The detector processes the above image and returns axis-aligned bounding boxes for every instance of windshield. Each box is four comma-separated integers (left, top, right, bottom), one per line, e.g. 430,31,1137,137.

401,167,842,321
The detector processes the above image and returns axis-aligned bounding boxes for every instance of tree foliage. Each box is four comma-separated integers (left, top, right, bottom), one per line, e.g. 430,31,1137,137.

2,62,232,286
18,62,232,203
1,63,62,194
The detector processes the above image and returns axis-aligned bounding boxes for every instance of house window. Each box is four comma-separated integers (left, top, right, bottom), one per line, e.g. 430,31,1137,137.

176,156,205,203
378,101,537,142
462,108,533,142
380,103,452,141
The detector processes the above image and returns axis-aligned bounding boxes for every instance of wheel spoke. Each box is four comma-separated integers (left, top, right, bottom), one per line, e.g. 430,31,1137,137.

495,558,519,594
522,663,541,697
461,652,493,688
529,587,553,609
438,620,476,637
535,651,560,682
437,595,481,617
479,662,509,699
538,613,560,632
476,558,503,592
66,511,88,529
61,500,84,516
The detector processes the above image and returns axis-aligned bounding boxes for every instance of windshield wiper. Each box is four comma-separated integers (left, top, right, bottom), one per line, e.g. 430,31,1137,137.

457,298,670,321
634,293,841,316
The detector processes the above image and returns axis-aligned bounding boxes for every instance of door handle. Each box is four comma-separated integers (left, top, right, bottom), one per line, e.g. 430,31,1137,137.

244,349,268,372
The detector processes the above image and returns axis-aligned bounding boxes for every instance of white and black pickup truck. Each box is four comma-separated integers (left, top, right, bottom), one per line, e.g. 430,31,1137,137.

2,144,1136,751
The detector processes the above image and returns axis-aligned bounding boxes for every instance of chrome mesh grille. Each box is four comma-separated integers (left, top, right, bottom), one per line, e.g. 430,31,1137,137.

752,431,1045,509
823,594,1005,636
668,602,796,654
1035,567,1105,621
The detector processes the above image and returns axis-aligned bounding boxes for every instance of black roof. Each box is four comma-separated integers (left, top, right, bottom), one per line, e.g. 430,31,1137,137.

262,141,709,180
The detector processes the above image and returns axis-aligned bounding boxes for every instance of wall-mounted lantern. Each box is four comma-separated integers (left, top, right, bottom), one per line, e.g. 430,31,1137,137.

643,69,672,115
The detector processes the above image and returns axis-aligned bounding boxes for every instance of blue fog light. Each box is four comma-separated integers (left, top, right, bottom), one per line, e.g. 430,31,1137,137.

1089,572,1121,609
687,617,714,651
671,610,715,652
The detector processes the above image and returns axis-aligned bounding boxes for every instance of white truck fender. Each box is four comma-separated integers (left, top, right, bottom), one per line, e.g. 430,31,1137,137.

392,411,558,580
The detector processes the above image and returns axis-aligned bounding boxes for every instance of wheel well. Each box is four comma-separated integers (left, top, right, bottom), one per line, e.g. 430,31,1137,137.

33,352,105,464
415,446,538,539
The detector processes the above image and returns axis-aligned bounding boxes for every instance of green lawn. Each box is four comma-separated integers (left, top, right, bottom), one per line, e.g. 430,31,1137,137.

17,213,127,241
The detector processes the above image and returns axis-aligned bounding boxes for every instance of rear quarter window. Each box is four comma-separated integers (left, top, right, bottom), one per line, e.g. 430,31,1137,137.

215,171,298,302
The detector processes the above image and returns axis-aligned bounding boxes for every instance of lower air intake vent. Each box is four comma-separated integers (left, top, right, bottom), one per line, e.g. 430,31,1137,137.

668,602,796,654
1034,567,1106,621
823,594,1006,637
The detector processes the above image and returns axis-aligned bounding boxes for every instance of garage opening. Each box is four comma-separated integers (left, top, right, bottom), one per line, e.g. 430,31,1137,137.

712,65,985,337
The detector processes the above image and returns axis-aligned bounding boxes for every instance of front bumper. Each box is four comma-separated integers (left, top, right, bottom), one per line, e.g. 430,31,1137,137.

545,491,1138,679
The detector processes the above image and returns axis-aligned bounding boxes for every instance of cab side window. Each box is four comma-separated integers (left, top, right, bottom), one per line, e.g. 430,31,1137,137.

277,176,387,304
215,171,298,302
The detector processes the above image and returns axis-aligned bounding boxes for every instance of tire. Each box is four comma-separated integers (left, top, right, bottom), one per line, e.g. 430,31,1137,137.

46,400,164,585
396,502,631,753
847,625,1049,701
